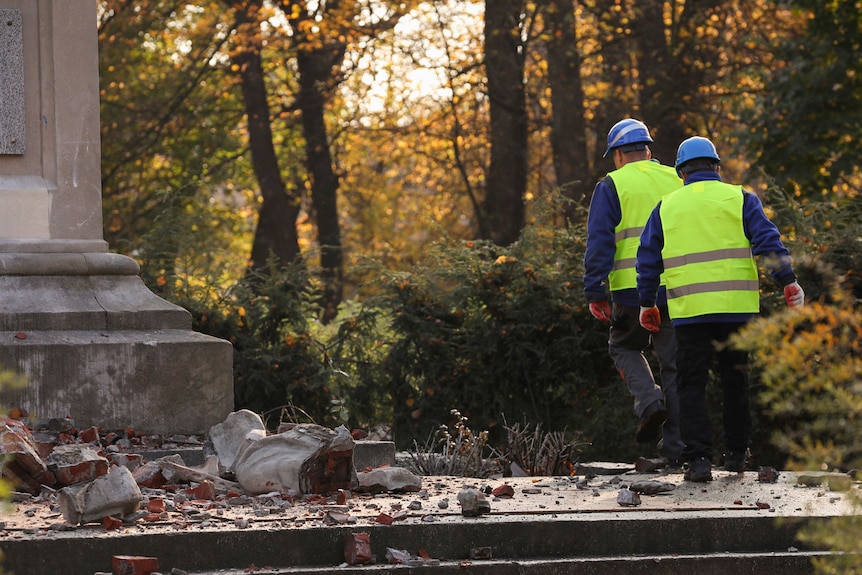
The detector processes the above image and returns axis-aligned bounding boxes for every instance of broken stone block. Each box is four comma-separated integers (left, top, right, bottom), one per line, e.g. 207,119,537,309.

0,417,57,493
356,466,422,494
354,440,397,470
206,409,267,475
457,487,491,517
47,444,109,486
344,532,374,565
112,555,160,575
617,488,642,506
58,465,143,525
234,424,357,495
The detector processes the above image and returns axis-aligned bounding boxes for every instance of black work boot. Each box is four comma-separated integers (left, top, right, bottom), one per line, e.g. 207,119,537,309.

684,456,713,482
723,449,750,472
635,402,667,443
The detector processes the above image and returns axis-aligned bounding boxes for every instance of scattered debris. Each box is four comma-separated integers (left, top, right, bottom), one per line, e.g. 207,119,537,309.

46,444,109,485
385,547,412,564
757,466,780,483
457,486,491,517
356,466,421,494
635,456,667,473
797,472,853,491
491,483,515,498
58,466,142,525
0,412,858,574
344,532,374,565
0,418,57,492
112,555,159,575
233,422,357,495
617,488,642,507
384,547,440,566
629,480,676,495
205,409,267,476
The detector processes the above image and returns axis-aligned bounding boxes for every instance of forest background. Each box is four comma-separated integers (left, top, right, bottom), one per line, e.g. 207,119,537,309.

97,0,861,471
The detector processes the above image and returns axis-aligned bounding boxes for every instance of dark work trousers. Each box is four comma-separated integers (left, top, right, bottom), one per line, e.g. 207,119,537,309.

675,322,751,462
608,303,683,462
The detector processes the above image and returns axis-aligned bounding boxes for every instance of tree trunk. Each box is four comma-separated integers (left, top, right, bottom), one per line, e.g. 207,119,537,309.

297,47,344,322
542,0,591,222
482,0,528,246
632,1,685,166
231,1,302,273
591,0,637,172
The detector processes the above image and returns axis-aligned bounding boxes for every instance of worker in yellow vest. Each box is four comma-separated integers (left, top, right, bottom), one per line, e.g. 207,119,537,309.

584,118,684,468
636,136,804,482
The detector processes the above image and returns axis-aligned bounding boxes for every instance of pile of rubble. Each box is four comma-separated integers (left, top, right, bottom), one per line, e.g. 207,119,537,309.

0,409,423,530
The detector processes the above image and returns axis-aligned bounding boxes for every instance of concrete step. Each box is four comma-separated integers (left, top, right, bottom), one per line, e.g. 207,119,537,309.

0,511,835,574
188,551,831,575
0,470,853,575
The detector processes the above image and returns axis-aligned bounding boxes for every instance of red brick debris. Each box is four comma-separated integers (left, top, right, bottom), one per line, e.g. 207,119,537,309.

112,555,160,575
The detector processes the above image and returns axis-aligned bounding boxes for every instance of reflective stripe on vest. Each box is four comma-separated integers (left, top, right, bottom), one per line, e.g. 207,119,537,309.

659,180,759,319
607,162,681,291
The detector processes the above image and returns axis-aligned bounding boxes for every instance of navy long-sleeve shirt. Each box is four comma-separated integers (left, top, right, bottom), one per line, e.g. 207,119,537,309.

636,171,797,326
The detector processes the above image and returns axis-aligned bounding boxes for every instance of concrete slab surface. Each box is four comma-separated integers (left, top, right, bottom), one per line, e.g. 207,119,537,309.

0,465,857,575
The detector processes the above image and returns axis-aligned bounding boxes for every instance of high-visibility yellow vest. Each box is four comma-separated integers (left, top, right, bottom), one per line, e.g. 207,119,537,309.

659,180,760,319
607,162,681,291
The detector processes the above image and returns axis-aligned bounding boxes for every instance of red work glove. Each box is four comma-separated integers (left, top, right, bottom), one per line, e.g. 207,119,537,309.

589,300,612,323
639,306,661,333
784,281,805,308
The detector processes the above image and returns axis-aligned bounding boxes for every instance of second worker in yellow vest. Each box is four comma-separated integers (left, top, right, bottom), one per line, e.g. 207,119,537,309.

636,136,804,483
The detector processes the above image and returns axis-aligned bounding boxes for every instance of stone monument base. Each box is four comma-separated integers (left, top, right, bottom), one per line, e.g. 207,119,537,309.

0,247,234,435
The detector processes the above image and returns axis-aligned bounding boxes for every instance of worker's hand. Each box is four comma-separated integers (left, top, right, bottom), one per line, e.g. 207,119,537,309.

639,306,661,333
589,300,612,323
784,282,805,308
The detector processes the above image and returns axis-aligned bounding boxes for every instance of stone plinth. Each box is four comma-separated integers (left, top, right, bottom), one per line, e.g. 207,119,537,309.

0,249,234,435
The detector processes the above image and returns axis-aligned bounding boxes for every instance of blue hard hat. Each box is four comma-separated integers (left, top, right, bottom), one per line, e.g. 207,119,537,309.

674,136,721,175
603,118,654,157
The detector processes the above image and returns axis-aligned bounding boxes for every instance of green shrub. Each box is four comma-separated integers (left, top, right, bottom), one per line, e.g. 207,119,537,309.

732,191,862,575
369,216,613,453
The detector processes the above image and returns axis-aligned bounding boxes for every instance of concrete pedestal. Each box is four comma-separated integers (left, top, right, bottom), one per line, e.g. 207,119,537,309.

0,249,234,435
